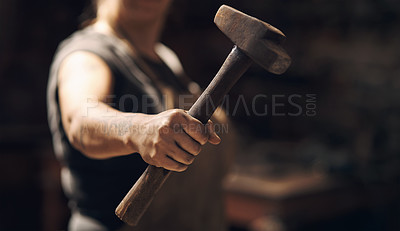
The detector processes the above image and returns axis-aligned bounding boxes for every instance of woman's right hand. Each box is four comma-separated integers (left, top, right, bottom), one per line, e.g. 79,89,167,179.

132,109,221,172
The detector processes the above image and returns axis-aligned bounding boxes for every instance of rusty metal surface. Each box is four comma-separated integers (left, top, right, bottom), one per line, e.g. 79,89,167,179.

214,5,291,74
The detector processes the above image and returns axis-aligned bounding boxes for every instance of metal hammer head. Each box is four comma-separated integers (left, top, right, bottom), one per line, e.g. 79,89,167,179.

214,5,291,74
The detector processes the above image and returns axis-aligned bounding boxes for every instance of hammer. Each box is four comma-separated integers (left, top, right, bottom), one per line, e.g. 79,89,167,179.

115,5,291,226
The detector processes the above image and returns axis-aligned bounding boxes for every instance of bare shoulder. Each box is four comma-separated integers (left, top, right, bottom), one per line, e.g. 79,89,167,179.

59,51,112,83
58,51,114,98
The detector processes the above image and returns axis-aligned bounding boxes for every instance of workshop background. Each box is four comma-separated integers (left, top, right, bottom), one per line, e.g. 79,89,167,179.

1,0,399,230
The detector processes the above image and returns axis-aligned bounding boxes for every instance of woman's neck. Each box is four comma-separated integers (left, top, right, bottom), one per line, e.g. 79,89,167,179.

119,19,163,60
93,19,163,61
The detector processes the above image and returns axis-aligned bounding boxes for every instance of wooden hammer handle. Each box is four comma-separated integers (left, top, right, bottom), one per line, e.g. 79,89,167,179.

115,46,252,226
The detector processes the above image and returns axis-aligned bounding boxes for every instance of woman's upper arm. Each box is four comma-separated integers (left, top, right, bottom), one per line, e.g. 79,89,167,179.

57,51,114,133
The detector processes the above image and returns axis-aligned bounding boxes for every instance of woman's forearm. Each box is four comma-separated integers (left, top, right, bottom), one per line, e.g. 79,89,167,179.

66,102,142,159
64,101,221,171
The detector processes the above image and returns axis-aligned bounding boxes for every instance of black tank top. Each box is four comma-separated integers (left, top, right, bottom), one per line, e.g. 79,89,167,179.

47,26,186,229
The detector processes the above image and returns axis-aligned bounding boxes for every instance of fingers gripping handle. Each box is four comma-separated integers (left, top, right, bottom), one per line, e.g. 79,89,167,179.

115,46,252,226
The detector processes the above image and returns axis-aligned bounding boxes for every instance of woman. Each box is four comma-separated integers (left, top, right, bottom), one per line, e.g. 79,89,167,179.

47,0,231,230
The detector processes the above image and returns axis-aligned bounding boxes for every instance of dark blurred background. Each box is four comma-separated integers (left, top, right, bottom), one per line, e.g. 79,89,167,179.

1,0,399,230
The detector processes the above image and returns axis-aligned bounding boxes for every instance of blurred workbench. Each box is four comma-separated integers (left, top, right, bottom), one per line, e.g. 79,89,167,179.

223,140,400,231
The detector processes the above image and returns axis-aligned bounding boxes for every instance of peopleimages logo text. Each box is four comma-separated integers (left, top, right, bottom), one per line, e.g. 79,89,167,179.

82,93,317,117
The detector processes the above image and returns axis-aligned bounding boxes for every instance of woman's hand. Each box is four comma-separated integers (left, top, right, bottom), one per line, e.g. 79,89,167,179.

133,109,221,172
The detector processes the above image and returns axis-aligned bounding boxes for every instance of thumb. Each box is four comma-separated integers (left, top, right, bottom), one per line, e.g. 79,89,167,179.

206,120,221,145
